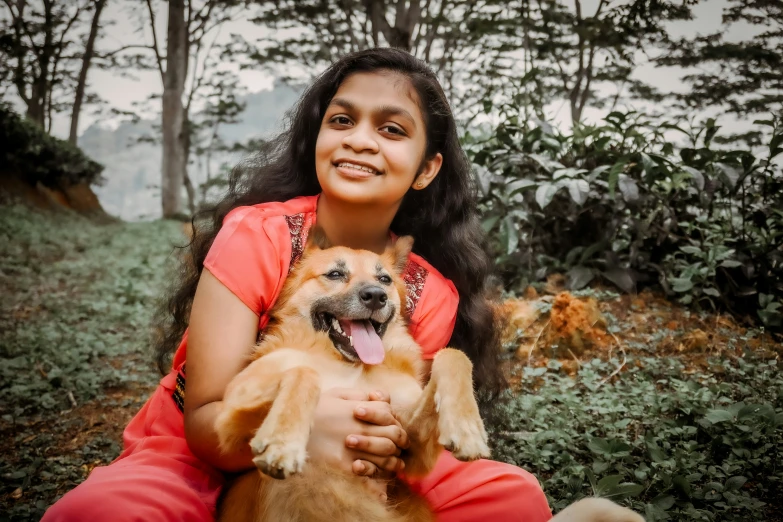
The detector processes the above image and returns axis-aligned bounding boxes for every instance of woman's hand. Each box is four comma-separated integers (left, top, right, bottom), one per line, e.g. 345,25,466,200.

306,388,409,499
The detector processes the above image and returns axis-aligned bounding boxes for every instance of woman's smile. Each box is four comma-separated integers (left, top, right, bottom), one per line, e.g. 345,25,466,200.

334,160,382,179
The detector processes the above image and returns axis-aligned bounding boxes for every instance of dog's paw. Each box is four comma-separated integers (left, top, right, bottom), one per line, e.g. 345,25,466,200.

437,398,490,461
250,437,307,479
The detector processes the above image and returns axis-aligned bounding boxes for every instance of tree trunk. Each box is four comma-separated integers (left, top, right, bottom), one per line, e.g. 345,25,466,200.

26,0,54,128
69,0,106,145
365,0,419,51
161,0,188,218
182,113,196,214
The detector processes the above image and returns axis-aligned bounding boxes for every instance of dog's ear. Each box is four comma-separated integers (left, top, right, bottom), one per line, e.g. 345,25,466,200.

391,235,414,274
306,225,332,250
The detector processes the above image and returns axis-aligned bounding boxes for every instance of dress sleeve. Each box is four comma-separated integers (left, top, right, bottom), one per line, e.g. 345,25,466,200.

409,273,459,360
203,206,286,316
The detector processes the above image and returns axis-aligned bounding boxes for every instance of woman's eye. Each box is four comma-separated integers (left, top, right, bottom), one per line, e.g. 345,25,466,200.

378,275,392,285
330,116,352,125
382,125,405,136
326,270,345,280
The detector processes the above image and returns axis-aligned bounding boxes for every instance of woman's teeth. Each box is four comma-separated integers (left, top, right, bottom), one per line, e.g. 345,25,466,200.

337,162,378,174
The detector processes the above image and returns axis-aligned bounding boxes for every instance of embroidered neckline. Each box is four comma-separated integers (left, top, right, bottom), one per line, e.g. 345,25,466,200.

283,213,428,317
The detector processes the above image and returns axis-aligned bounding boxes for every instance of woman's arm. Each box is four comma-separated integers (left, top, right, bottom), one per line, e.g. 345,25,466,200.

183,268,260,472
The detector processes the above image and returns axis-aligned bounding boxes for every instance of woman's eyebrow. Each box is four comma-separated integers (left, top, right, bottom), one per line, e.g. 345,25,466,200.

329,97,416,129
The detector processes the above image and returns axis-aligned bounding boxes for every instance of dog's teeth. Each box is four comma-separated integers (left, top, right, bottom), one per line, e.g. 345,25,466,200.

349,335,353,346
331,318,343,333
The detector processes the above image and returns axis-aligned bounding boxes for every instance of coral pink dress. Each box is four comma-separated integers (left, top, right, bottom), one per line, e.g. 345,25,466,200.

42,195,552,522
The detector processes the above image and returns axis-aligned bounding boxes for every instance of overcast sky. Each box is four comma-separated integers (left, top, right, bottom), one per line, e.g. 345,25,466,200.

39,0,758,138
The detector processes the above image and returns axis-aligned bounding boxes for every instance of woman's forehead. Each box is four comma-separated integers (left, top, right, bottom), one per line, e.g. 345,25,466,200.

330,71,422,119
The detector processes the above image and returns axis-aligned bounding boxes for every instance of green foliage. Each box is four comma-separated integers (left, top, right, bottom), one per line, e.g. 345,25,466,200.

467,108,783,329
0,204,183,416
0,104,104,188
489,351,783,520
657,0,783,118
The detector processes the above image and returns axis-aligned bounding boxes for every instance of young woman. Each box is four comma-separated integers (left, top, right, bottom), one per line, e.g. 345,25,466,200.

43,48,552,522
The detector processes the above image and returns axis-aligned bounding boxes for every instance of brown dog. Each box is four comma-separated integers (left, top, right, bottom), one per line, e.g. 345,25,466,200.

214,229,489,522
213,229,643,522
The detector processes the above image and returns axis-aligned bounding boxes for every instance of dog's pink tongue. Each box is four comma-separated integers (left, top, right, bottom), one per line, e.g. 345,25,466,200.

342,320,385,365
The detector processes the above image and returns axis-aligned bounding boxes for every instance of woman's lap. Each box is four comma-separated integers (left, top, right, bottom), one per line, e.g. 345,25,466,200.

43,378,550,522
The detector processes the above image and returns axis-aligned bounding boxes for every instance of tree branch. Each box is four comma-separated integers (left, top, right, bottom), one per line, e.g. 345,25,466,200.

423,0,447,62
337,0,362,52
54,0,91,60
577,40,597,120
145,0,166,81
98,44,159,59
186,20,222,114
411,0,431,52
3,0,31,103
367,0,393,45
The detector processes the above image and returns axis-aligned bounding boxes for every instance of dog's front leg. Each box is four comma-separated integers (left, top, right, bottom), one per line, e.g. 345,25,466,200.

216,362,321,479
398,348,490,477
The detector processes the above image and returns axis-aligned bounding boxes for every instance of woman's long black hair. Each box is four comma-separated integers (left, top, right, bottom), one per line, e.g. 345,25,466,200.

153,48,507,399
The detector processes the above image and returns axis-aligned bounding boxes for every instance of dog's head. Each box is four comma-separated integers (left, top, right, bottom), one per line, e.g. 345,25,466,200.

274,227,413,365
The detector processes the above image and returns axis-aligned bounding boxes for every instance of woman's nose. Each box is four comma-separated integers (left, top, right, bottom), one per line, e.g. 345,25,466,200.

342,122,379,153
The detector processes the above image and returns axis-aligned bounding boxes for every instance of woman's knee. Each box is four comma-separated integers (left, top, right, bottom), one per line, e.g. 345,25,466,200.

41,463,216,522
41,479,119,522
484,461,552,520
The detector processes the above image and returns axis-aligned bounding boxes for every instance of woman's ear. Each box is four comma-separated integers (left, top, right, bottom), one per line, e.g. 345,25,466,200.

412,153,443,190
306,225,332,250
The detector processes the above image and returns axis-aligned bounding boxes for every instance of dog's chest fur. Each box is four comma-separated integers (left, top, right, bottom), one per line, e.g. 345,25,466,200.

256,347,424,410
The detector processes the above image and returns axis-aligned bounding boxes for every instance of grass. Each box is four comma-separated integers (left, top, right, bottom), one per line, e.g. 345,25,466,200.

0,203,185,521
1,203,781,521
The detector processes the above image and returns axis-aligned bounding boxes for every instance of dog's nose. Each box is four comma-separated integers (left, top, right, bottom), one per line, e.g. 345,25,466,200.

359,286,388,310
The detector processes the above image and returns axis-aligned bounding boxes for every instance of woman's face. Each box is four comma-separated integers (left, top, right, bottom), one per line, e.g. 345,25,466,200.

315,71,441,209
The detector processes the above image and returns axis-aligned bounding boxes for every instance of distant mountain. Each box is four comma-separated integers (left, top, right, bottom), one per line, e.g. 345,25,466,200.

80,82,301,221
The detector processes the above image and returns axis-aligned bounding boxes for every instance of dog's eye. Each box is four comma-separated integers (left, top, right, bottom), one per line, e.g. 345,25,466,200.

325,270,345,280
378,275,392,285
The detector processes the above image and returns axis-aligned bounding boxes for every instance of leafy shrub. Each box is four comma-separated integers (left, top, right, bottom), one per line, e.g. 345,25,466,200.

490,353,783,520
0,103,104,188
466,110,783,330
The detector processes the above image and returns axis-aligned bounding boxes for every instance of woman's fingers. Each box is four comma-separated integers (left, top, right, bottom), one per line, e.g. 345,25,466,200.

352,459,378,477
350,451,405,474
346,434,400,457
350,419,410,451
352,461,390,500
369,389,389,402
354,402,397,427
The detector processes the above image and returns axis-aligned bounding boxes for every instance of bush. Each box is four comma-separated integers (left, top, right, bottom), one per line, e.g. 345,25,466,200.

0,103,104,188
466,110,783,330
490,354,783,521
